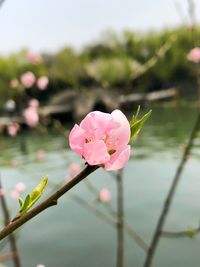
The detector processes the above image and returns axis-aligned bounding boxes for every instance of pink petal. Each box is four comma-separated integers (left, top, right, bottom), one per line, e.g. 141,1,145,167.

104,145,130,171
110,109,130,147
69,124,86,155
80,111,114,139
83,140,110,165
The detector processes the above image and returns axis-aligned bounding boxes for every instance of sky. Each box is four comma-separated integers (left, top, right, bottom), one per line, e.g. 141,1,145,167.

0,0,199,54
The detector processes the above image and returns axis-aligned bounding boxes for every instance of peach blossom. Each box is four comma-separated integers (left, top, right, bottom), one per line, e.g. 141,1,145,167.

7,122,20,137
187,47,200,63
37,150,46,160
23,107,39,128
37,76,49,90
10,190,20,200
36,265,45,267
27,51,42,64
10,79,19,88
21,72,36,88
99,188,111,202
15,182,26,193
69,110,131,171
29,99,39,109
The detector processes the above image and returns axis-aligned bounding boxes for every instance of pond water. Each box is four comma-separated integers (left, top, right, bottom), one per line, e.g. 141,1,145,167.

0,107,200,267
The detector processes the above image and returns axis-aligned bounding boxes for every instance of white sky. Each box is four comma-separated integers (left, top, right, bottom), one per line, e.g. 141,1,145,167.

0,0,199,54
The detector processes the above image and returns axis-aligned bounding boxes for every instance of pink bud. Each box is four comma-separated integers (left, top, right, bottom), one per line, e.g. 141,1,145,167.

187,47,200,63
37,76,49,90
23,107,39,128
15,182,26,193
99,188,111,202
27,51,42,64
10,79,19,88
21,72,36,88
7,122,20,137
36,265,45,267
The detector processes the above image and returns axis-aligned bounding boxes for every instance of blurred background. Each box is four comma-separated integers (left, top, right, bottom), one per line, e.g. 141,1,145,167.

0,1,200,267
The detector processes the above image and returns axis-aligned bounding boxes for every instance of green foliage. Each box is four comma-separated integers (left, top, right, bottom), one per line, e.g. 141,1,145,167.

130,106,152,143
18,176,48,215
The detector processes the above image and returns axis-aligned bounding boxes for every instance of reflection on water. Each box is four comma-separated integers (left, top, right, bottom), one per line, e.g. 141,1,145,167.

0,107,200,267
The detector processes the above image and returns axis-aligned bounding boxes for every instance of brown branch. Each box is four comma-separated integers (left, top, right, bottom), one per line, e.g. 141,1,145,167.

116,169,124,267
0,164,98,241
0,252,17,261
143,111,200,267
0,178,22,267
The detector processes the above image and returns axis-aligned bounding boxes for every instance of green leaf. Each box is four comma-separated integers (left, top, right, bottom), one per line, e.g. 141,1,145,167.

18,197,24,209
130,108,152,143
186,227,196,238
18,176,48,215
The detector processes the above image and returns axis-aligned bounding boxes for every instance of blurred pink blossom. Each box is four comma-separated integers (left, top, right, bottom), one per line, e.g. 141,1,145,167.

0,188,5,197
10,190,20,200
69,110,131,171
99,188,111,202
37,76,49,90
69,163,81,177
23,107,39,128
36,265,45,267
21,72,36,88
10,79,19,88
15,182,26,193
27,51,42,64
7,122,20,137
187,47,200,63
29,99,39,109
37,150,46,160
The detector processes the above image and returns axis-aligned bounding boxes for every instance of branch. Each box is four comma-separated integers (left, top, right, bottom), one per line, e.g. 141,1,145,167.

0,178,22,267
143,111,200,267
162,225,200,238
116,169,124,267
0,164,98,241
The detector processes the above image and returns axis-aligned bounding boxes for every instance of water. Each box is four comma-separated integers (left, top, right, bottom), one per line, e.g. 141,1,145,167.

0,107,200,267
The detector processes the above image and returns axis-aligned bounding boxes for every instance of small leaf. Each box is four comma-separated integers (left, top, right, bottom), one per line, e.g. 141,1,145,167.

186,227,196,238
130,108,152,143
18,198,24,209
18,176,48,215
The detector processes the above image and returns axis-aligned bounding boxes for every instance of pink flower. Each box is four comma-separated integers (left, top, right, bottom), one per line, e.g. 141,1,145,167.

37,150,46,160
36,265,45,267
37,76,49,90
29,99,39,109
99,188,111,202
69,110,131,171
0,188,5,197
23,107,39,128
15,182,26,193
10,79,19,88
27,51,42,64
10,190,20,200
69,163,81,177
21,72,36,88
7,122,20,137
187,47,200,63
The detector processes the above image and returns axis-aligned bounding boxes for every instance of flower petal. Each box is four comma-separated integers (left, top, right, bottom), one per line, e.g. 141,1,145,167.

83,140,110,165
69,124,86,155
104,145,130,171
110,109,130,147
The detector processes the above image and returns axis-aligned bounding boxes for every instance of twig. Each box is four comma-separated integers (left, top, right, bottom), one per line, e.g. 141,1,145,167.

143,111,200,267
0,178,22,267
0,164,98,241
116,169,124,267
162,225,200,238
0,252,17,261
